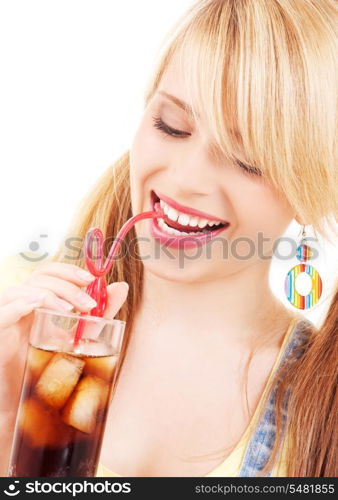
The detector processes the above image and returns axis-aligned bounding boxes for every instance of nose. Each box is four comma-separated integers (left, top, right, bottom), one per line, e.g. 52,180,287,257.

168,139,220,196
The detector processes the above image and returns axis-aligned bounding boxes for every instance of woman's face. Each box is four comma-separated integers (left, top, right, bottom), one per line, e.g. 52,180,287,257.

129,56,295,283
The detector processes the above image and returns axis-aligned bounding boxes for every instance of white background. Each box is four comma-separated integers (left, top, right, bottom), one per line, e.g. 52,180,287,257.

0,0,337,326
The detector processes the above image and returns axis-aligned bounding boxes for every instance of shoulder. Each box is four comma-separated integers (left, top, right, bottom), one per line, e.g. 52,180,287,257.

0,253,49,295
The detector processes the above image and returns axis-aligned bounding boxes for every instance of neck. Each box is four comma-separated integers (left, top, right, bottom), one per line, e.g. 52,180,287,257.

134,262,295,350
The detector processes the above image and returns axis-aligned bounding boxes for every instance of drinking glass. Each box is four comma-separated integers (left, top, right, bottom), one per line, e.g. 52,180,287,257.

7,307,125,477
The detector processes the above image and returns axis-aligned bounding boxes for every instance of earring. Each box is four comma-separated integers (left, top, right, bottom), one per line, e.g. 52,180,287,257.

284,225,323,309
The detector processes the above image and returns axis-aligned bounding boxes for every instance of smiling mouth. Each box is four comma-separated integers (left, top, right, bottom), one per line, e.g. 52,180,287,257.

151,191,230,236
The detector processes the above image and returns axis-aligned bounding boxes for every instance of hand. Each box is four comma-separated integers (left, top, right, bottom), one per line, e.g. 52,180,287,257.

0,260,128,390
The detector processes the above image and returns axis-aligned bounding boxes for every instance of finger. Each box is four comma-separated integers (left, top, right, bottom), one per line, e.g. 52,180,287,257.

0,285,74,312
29,262,96,287
0,296,44,329
103,282,129,319
24,274,97,312
0,285,45,306
77,282,129,342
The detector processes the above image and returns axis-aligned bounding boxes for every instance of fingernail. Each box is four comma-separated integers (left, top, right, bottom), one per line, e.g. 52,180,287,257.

27,302,41,309
76,269,95,282
25,298,42,308
52,298,74,311
75,292,97,308
26,293,46,304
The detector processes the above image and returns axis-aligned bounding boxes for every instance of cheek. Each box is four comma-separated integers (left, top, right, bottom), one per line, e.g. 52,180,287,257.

129,121,154,212
130,117,167,184
228,178,295,239
129,117,172,214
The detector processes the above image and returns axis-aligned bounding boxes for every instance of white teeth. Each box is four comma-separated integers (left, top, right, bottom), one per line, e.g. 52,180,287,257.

157,198,224,232
158,217,210,236
197,218,208,228
167,207,179,222
189,217,199,227
158,218,181,235
207,220,221,227
177,214,189,226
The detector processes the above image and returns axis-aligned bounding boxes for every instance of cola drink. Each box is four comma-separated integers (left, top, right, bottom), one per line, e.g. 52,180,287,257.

8,342,118,477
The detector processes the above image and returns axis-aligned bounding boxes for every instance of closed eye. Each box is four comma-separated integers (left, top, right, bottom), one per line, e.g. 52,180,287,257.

152,115,261,176
152,115,191,138
235,160,262,176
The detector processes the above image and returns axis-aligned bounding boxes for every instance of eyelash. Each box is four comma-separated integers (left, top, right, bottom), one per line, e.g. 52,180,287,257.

152,115,262,176
235,161,262,177
152,115,191,138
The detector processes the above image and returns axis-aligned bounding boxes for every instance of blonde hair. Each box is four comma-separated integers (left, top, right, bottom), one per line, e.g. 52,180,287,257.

145,0,338,232
53,0,338,475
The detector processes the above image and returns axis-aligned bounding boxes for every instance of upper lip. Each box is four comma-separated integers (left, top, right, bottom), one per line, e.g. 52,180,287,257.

153,190,227,223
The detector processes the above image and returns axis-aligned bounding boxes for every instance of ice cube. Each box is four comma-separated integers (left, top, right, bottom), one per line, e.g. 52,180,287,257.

75,339,113,357
84,355,118,382
19,398,71,447
35,353,84,409
62,376,109,434
27,347,53,379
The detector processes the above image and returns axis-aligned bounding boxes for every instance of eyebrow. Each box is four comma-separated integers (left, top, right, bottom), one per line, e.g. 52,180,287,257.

157,90,195,117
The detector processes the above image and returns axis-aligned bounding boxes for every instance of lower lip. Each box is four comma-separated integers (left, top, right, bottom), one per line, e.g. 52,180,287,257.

149,217,229,249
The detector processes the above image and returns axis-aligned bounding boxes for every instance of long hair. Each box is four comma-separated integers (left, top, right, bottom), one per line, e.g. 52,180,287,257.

53,0,338,476
262,288,338,476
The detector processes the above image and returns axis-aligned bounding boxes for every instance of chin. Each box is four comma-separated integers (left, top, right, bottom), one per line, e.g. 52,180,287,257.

140,257,230,285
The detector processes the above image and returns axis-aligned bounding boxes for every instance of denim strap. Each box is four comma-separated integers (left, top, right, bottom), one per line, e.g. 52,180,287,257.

238,319,313,477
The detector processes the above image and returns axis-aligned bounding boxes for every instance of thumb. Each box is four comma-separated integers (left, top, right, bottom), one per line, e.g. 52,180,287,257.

76,282,128,342
103,282,129,319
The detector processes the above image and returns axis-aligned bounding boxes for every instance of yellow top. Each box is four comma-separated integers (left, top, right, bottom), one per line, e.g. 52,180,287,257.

0,253,291,477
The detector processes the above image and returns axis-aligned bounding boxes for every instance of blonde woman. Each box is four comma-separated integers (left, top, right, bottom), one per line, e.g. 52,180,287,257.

0,0,337,477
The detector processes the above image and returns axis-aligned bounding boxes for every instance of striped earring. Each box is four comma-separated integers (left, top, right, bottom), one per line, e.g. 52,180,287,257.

284,226,323,309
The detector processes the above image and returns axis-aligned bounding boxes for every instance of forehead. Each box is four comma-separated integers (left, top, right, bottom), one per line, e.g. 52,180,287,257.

158,52,185,96
157,51,201,120
156,51,242,151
